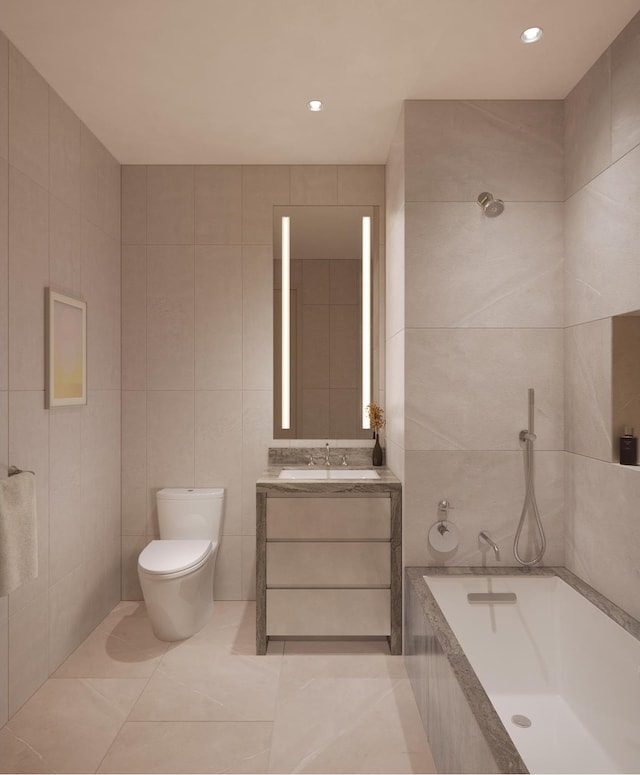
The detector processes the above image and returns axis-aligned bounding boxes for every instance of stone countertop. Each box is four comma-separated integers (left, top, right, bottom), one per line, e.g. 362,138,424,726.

256,465,401,494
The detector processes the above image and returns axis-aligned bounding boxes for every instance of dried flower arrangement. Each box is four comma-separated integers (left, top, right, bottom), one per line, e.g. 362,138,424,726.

366,402,385,432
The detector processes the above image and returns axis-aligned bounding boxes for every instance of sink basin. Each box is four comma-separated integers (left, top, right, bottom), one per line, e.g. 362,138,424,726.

277,469,328,479
329,469,380,479
278,468,380,480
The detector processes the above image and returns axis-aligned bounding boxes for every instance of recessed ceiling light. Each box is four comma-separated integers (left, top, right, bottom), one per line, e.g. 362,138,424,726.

520,26,543,44
307,100,323,112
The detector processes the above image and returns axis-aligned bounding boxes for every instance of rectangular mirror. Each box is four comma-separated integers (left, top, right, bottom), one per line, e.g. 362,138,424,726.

273,205,377,439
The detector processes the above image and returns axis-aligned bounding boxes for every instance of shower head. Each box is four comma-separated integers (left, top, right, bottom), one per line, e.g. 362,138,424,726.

477,192,504,217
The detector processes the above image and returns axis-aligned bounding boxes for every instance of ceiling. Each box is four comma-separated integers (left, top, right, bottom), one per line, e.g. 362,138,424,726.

1,0,639,164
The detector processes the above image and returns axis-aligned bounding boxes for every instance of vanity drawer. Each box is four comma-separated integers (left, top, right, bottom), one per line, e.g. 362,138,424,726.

266,497,390,540
267,542,390,587
266,589,390,636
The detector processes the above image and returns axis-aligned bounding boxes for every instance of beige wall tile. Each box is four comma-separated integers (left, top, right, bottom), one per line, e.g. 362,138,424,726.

330,389,363,439
147,165,194,245
147,245,194,390
49,408,83,585
8,167,48,391
147,391,195,529
214,535,242,600
0,390,6,476
565,453,640,620
0,158,7,390
7,391,49,616
82,220,121,390
302,259,330,305
194,390,243,536
406,201,563,328
122,391,147,536
330,259,360,305
8,44,48,188
241,165,289,244
385,331,404,453
564,51,612,199
121,245,147,390
330,304,359,389
0,33,7,160
564,145,640,326
49,195,81,295
405,100,563,203
48,89,81,211
8,594,48,716
194,245,242,390
404,450,565,568
0,616,7,726
338,165,385,207
242,245,273,389
80,125,120,240
121,536,145,601
405,328,564,451
121,165,147,245
291,165,338,205
195,165,241,245
241,390,272,536
241,536,256,601
611,11,640,161
564,320,612,461
48,562,95,671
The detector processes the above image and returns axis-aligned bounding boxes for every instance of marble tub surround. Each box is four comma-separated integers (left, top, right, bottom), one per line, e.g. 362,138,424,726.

256,467,402,655
405,567,640,774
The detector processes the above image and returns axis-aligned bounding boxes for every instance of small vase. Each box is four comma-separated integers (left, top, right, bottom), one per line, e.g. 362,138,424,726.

372,432,383,467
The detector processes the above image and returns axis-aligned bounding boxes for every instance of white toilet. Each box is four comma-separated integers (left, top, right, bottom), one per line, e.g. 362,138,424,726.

138,487,225,641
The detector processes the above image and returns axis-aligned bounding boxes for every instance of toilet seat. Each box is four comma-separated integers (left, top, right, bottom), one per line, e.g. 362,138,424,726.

138,539,213,576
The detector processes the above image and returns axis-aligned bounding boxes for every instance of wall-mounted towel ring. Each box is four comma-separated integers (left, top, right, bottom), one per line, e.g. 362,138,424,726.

8,466,35,477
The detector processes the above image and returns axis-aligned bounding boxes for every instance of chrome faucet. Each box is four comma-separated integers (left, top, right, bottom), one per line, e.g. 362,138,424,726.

341,454,348,466
479,531,500,561
324,442,331,466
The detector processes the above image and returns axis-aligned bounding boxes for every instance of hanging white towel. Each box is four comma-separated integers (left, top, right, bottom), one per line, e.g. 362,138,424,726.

0,472,38,597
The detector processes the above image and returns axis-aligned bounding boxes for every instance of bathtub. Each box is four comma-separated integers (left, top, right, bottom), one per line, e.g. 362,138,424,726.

404,567,640,774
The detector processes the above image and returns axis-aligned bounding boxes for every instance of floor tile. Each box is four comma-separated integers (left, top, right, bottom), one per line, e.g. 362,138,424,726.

97,721,272,774
280,639,409,680
4,678,147,774
54,602,169,678
129,641,282,721
268,677,433,774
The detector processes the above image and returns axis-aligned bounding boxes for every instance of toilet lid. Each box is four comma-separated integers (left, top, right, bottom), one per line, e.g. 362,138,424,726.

138,539,212,574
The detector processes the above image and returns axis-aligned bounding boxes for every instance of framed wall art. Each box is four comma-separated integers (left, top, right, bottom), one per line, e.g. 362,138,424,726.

45,288,87,408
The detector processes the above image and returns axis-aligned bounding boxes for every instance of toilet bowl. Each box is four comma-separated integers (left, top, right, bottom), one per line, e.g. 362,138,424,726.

138,488,224,641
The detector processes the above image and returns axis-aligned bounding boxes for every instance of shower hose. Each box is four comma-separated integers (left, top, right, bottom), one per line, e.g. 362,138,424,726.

513,431,546,566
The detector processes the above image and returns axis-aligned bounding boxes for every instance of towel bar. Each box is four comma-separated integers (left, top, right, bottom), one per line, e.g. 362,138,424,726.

8,466,35,477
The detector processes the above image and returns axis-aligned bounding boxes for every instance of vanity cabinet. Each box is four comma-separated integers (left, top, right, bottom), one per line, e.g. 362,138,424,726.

256,485,402,654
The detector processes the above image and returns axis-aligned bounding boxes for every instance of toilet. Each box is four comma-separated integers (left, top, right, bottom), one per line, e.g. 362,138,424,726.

138,487,225,641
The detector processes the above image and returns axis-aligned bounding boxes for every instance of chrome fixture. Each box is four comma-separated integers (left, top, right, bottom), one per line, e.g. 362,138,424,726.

479,531,500,560
307,455,315,466
477,191,504,217
341,454,348,466
438,499,453,517
514,388,547,566
324,442,331,466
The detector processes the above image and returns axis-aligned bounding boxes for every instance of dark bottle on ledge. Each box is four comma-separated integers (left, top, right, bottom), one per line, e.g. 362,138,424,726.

619,427,637,466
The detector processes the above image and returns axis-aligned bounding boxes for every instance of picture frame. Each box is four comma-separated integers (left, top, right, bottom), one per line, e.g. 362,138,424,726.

45,288,87,408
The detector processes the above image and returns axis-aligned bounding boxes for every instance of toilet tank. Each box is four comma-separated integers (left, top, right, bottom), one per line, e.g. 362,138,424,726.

156,488,225,541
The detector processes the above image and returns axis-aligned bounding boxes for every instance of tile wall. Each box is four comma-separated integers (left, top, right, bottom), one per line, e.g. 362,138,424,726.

120,164,385,601
397,99,566,570
563,11,640,619
0,35,121,723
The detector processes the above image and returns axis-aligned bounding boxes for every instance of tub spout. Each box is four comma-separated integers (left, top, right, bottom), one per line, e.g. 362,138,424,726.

479,531,500,561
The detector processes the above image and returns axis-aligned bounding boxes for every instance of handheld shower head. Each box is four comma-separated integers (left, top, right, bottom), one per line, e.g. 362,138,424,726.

477,192,504,217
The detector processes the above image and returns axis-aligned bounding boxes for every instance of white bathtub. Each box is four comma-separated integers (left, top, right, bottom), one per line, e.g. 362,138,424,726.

423,573,640,774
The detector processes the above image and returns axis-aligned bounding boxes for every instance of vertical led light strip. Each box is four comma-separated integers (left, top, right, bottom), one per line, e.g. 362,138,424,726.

362,216,371,428
281,216,291,430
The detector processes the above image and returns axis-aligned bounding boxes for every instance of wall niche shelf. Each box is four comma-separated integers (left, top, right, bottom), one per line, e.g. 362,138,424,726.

612,311,640,465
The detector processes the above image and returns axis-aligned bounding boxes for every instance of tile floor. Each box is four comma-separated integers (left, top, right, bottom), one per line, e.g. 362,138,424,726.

0,601,436,774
